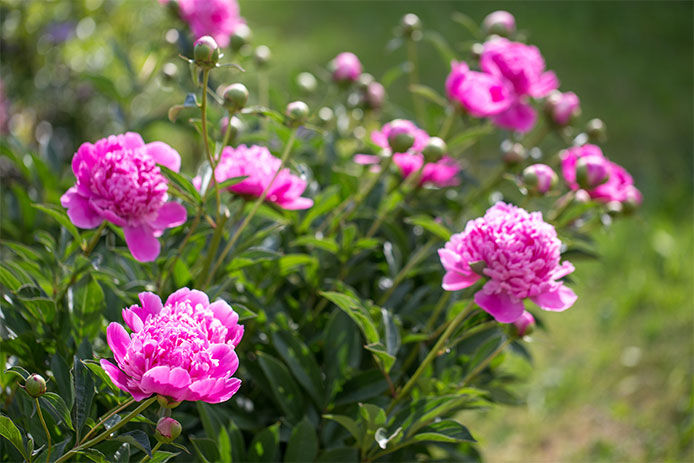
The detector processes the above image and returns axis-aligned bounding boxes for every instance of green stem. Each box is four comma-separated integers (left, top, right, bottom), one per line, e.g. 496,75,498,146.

200,69,221,215
205,130,297,286
35,398,51,463
460,337,511,386
55,397,157,463
196,212,229,288
387,300,475,414
424,292,452,332
407,38,425,122
139,441,163,463
79,398,135,445
438,105,456,139
220,114,235,150
377,236,437,306
82,221,107,255
157,207,202,293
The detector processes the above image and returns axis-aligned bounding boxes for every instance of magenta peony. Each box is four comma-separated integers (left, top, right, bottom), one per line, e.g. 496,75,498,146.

330,52,362,82
214,144,313,210
101,288,244,403
177,0,245,48
560,144,641,204
60,132,186,262
371,119,429,155
438,202,577,323
445,61,513,117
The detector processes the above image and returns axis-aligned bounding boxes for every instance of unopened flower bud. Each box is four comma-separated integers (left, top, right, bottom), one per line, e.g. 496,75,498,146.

363,82,385,111
193,36,220,69
482,10,516,36
388,131,415,154
586,118,607,143
296,72,317,94
545,90,581,126
157,394,182,409
155,417,182,443
400,13,422,40
330,52,362,83
25,374,47,398
222,83,249,112
422,137,447,161
621,186,642,214
523,164,557,195
606,200,623,216
230,24,252,52
502,141,527,165
254,45,271,68
512,311,535,337
575,155,609,190
285,101,309,127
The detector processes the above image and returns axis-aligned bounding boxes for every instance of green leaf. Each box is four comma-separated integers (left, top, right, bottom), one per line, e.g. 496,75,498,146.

334,370,389,406
115,430,152,457
190,437,219,463
408,84,448,108
322,415,362,442
247,423,279,462
284,417,318,463
4,365,30,382
216,176,249,191
78,448,107,462
404,215,451,241
217,427,232,463
319,291,379,345
227,420,245,463
32,204,82,244
447,123,494,153
0,415,28,461
172,259,192,287
230,303,257,321
324,311,362,398
257,353,305,423
0,266,22,291
148,452,180,463
271,331,325,407
290,236,339,254
72,355,95,439
410,419,475,443
240,105,284,124
50,354,74,408
364,343,396,373
159,165,201,204
39,392,73,430
422,30,457,65
452,11,481,38
279,254,318,276
82,360,121,394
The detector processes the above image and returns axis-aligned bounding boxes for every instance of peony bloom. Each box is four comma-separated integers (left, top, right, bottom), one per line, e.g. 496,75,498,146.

438,202,577,323
522,163,557,195
60,132,186,262
560,144,640,203
214,144,313,210
445,61,513,117
512,310,535,336
546,91,580,126
482,10,516,36
176,0,245,48
101,288,244,404
330,52,362,82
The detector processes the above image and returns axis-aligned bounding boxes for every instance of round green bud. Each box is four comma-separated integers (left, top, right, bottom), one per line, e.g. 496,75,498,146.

400,13,422,40
285,100,309,127
388,132,415,154
230,24,252,52
222,83,249,112
296,72,318,94
254,45,271,67
193,36,220,69
155,417,182,444
422,137,447,161
25,374,47,398
586,118,607,143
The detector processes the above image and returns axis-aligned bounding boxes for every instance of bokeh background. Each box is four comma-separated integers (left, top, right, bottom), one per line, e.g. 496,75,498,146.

1,1,692,461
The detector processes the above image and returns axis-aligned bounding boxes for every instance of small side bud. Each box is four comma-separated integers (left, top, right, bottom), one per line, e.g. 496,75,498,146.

512,311,535,338
230,24,252,52
575,155,609,190
285,101,309,127
222,83,249,113
545,90,581,126
621,186,642,214
254,45,271,68
586,118,607,143
363,82,385,111
155,417,182,443
482,10,516,36
523,164,557,195
388,131,415,154
422,137,447,162
400,13,422,40
296,72,318,94
193,36,220,69
469,260,487,276
25,374,47,398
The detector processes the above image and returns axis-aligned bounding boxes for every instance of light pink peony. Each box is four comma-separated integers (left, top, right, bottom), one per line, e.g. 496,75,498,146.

176,0,245,48
214,144,313,210
60,132,186,262
438,202,577,323
371,119,429,155
101,288,244,403
330,52,362,82
546,91,580,125
445,61,513,117
560,144,640,203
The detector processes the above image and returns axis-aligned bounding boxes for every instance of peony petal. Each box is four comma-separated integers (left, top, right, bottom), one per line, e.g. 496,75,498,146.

208,300,238,328
354,154,380,165
208,344,239,376
165,287,191,306
123,224,161,262
531,285,577,312
106,323,131,365
141,366,191,402
61,188,103,229
145,141,181,172
138,292,164,317
121,132,145,150
121,308,144,332
201,378,242,404
438,248,461,270
492,100,537,133
276,197,314,210
150,202,187,230
442,271,480,291
474,290,525,323
100,359,150,401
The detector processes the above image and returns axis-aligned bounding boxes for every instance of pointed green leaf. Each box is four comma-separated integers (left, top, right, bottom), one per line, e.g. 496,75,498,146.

284,417,318,463
0,415,28,461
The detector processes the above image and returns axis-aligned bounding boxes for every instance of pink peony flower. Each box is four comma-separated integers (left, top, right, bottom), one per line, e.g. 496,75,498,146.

60,132,186,262
101,288,244,403
546,91,580,125
513,310,535,336
392,153,461,187
176,0,245,48
214,144,313,210
560,144,640,203
438,202,577,323
482,10,516,36
330,52,362,82
371,119,429,155
445,61,513,117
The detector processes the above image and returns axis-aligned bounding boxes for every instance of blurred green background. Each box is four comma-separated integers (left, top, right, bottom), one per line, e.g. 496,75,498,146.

2,1,692,461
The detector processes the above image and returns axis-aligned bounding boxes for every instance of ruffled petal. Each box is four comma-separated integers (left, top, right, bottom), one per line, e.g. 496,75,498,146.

121,308,144,333
106,323,131,365
438,248,461,270
442,271,480,291
145,141,181,172
141,366,191,402
100,359,150,401
276,197,313,210
123,224,161,262
121,132,145,150
138,292,164,317
201,378,242,404
474,290,525,323
150,202,187,230
492,100,537,133
531,285,577,312
61,188,103,229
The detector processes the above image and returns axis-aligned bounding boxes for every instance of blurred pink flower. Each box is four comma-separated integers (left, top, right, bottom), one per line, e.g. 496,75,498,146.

546,91,580,125
438,202,576,323
60,132,186,262
560,144,640,203
176,0,245,48
445,61,513,117
214,144,313,210
513,310,535,336
371,119,429,155
523,163,557,194
482,10,516,35
101,288,244,403
330,52,362,82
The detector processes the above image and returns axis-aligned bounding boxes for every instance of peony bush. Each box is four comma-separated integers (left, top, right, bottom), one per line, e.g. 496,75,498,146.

0,4,642,463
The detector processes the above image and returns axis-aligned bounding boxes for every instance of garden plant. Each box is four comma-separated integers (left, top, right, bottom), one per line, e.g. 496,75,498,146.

0,2,646,462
